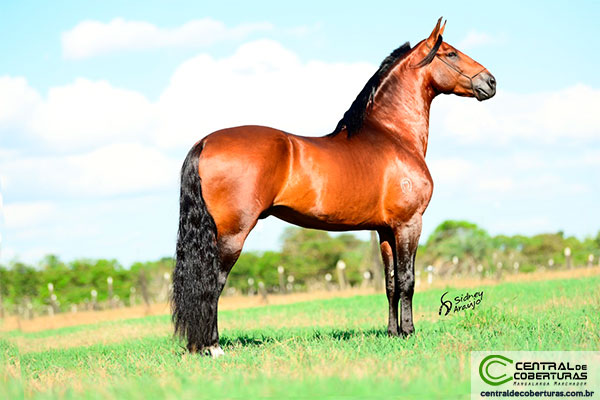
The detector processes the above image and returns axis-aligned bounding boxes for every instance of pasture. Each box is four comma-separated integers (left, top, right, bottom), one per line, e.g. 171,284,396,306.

1,271,599,399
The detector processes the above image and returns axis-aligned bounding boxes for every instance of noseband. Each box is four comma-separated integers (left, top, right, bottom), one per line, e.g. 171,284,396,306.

434,54,487,96
414,38,487,98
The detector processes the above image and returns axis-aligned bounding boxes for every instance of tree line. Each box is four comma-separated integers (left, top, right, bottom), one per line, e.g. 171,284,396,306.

0,220,598,315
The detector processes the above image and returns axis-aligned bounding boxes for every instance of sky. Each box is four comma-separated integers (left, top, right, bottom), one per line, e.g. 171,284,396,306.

0,1,599,266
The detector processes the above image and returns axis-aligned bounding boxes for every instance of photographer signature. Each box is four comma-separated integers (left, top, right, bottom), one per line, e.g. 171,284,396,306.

439,290,484,316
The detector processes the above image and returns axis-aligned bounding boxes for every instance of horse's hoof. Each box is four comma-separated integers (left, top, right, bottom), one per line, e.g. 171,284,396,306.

205,345,225,358
400,327,415,338
387,326,400,337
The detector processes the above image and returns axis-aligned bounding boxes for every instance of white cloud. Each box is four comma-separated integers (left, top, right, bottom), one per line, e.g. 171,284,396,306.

0,148,19,160
30,78,155,151
581,150,600,166
0,246,16,262
488,216,553,235
457,31,505,50
62,17,273,59
0,76,154,152
155,39,374,148
65,143,179,196
428,158,516,196
2,39,374,152
426,153,591,199
0,76,40,131
520,173,589,196
1,143,179,198
2,201,56,229
0,193,180,264
479,170,589,197
477,177,514,192
428,158,475,182
435,84,600,144
0,246,58,264
509,152,547,169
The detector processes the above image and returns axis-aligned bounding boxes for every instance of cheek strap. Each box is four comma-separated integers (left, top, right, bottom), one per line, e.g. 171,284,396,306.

435,54,486,95
416,40,487,96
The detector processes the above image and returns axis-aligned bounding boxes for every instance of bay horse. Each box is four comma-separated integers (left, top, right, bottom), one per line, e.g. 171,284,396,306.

173,18,496,356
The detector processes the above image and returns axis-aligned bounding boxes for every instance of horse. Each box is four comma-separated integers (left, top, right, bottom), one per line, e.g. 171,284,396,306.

172,18,496,356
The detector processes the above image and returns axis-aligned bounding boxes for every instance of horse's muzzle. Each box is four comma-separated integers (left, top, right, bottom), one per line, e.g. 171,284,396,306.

472,72,496,101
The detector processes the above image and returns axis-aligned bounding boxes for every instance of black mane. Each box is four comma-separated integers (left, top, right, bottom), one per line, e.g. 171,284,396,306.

329,36,442,138
329,42,412,137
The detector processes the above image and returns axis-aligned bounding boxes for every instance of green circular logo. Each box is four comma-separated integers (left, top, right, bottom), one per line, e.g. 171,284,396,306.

479,354,514,386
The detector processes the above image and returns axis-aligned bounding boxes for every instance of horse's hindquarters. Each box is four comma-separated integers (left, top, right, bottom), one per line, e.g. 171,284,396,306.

197,126,292,238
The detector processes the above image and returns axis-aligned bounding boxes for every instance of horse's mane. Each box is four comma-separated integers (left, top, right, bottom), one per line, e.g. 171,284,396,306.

329,36,442,138
329,42,412,137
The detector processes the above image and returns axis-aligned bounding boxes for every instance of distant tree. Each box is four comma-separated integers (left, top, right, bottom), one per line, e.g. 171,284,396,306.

0,265,11,301
39,254,70,307
130,259,172,306
11,262,40,303
251,251,283,287
423,220,492,269
520,233,565,266
228,252,260,290
280,227,365,285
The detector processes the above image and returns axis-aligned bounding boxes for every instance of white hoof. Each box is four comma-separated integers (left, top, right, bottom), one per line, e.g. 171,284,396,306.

206,345,225,358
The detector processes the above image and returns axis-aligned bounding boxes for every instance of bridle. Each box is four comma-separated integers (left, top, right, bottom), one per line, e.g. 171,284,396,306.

434,53,487,98
416,37,488,99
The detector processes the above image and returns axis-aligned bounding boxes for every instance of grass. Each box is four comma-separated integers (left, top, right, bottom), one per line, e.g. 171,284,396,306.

1,274,599,399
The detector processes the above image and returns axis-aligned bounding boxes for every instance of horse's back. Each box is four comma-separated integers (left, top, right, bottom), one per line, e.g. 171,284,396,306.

201,125,291,157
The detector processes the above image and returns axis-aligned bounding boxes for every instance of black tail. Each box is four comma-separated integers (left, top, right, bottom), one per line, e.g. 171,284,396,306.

172,142,219,352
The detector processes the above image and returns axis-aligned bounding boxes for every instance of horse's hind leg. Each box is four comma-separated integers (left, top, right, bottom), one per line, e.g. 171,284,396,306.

204,218,258,357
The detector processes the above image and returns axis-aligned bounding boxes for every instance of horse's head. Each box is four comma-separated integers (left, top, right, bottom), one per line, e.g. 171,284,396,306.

414,18,496,101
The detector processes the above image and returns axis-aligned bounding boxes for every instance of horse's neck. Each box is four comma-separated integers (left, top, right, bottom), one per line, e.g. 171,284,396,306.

367,65,435,157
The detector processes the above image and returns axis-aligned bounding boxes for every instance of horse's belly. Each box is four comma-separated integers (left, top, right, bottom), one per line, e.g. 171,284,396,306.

267,204,381,231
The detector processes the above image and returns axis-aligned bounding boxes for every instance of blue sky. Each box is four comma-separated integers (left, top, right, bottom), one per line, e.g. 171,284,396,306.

1,1,599,266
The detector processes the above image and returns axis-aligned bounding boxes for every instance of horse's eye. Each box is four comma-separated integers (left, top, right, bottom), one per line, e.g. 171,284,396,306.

447,52,457,58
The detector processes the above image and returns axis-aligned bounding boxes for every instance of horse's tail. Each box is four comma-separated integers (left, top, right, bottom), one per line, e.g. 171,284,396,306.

172,142,219,352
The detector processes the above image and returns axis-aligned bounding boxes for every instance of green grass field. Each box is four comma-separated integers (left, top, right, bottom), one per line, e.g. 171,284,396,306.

1,275,599,399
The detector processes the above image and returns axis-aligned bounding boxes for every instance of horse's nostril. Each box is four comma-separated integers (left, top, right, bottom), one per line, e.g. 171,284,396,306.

488,75,496,88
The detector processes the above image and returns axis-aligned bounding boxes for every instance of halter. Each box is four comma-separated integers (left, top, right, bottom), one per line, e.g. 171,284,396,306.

416,37,488,99
434,54,487,98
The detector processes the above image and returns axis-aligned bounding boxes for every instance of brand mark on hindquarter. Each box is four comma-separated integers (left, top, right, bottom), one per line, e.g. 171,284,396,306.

401,178,412,194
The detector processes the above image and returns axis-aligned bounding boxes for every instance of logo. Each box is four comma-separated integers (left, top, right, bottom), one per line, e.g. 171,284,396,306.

479,354,514,386
439,291,452,316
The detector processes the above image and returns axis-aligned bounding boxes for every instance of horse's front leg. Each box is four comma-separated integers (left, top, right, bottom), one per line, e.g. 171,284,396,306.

395,217,422,337
378,229,399,336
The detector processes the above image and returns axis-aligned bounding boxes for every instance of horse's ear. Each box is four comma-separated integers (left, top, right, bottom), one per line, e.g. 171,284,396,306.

426,17,443,47
439,19,446,36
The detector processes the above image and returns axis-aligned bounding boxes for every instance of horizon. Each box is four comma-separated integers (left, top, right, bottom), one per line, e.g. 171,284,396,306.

3,218,597,268
1,1,599,265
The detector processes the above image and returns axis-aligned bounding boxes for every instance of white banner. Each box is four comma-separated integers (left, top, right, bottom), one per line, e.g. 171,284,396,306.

471,351,600,399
